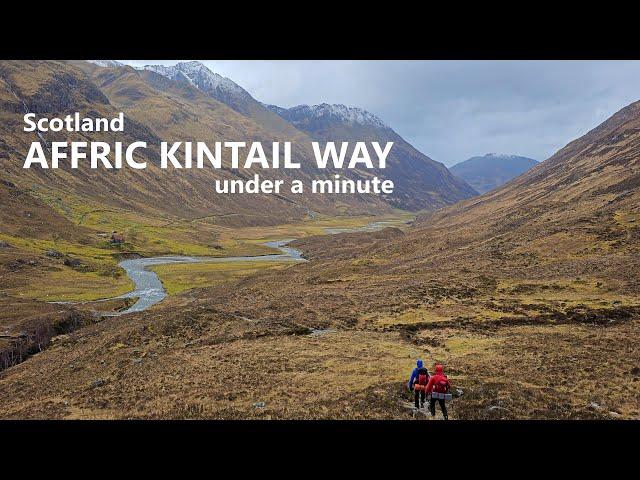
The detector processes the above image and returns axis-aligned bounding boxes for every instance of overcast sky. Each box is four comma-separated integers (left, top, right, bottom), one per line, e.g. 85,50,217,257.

122,60,640,167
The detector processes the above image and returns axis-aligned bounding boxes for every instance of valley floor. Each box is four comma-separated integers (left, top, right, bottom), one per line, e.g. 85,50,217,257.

0,210,411,372
1,208,638,419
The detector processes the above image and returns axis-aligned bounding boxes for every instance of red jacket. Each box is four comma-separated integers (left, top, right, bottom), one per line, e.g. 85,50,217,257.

426,364,449,394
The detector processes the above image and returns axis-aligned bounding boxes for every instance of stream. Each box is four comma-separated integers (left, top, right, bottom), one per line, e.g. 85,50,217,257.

107,218,410,315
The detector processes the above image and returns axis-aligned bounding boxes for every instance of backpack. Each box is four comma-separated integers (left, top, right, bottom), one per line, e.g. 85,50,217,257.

416,367,429,385
433,375,450,394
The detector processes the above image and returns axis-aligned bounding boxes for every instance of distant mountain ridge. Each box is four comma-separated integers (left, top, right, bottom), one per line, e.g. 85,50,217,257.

264,103,389,129
450,153,538,193
98,61,477,211
87,60,125,68
265,101,477,210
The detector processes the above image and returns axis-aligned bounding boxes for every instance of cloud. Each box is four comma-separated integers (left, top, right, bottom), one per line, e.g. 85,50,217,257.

120,60,640,166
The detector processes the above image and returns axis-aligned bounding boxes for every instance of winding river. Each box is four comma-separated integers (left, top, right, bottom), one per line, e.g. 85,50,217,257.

112,240,304,315
108,218,410,315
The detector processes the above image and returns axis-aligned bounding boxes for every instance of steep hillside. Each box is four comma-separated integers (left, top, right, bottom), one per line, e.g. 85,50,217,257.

266,103,478,211
450,153,538,193
0,60,393,227
421,100,640,248
142,61,303,137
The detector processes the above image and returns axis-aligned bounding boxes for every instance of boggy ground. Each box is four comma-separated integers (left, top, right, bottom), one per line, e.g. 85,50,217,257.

0,284,637,419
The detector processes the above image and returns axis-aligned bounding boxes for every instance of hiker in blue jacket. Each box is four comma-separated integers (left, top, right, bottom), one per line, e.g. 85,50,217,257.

408,359,430,408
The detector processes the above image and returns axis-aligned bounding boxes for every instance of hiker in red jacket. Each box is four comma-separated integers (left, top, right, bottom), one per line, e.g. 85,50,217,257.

425,363,450,420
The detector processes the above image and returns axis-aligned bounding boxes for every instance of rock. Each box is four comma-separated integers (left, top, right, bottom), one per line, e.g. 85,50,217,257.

253,401,266,408
45,249,63,258
309,328,336,337
454,388,464,397
630,366,640,376
64,258,82,267
132,358,143,365
487,405,510,413
609,411,621,418
50,334,69,344
0,240,10,248
589,402,602,410
90,378,106,389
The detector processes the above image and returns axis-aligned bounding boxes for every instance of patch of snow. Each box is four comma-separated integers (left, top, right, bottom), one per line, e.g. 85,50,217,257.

143,61,251,101
261,102,288,116
87,60,125,68
269,102,389,129
484,153,521,159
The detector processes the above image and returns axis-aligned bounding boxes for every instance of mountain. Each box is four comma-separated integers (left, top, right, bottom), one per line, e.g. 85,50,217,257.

87,60,125,68
268,103,389,130
0,60,398,228
265,102,478,210
117,62,477,212
143,61,254,115
143,63,477,211
450,153,538,193
142,61,297,136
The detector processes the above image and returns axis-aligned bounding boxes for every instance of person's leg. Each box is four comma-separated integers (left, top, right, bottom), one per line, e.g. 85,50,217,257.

414,388,420,408
420,390,425,408
439,399,448,420
429,397,436,416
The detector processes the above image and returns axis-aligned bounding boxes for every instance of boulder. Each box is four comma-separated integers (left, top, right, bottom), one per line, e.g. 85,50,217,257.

90,378,106,389
64,258,83,268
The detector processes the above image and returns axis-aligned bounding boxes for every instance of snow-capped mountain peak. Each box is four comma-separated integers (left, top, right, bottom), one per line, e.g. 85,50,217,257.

87,60,125,68
143,61,251,102
266,103,389,129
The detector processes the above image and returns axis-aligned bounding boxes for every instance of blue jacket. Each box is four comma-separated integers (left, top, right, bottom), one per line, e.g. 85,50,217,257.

408,359,426,389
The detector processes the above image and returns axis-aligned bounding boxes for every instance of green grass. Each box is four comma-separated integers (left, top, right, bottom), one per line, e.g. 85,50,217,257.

150,261,293,295
7,267,134,301
3,195,413,302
